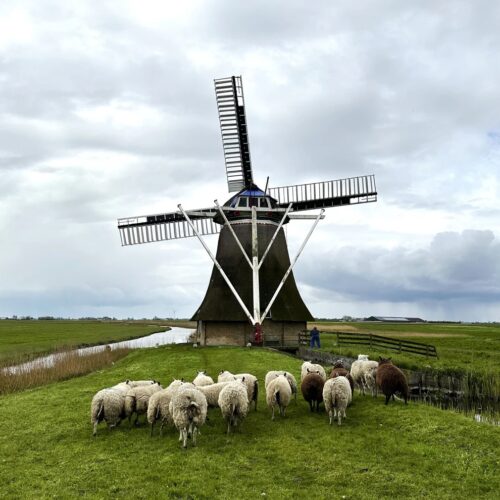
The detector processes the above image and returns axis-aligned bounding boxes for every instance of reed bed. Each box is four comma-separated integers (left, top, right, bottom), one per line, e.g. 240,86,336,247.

0,347,130,395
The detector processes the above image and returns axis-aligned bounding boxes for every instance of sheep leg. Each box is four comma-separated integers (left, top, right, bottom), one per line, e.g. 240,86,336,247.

150,422,155,437
308,401,313,412
338,412,342,426
93,422,98,437
192,427,198,446
227,421,231,434
385,394,391,405
159,421,165,437
329,410,333,425
178,430,183,442
271,406,275,421
182,429,188,448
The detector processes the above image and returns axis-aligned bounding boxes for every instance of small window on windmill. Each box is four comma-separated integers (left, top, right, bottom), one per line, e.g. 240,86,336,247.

237,197,248,208
249,197,258,207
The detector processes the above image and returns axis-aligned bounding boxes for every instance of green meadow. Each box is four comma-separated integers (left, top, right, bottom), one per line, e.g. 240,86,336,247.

0,345,498,499
0,320,167,364
315,321,500,376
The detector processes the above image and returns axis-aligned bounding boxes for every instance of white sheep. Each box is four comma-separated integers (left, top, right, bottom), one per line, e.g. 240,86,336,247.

124,382,162,425
350,355,378,395
218,370,258,410
169,387,208,448
147,379,185,436
217,370,236,382
362,361,379,396
323,376,352,425
127,379,158,388
218,379,249,434
266,374,292,420
193,371,214,387
264,371,298,402
300,361,326,382
90,381,131,436
196,381,232,408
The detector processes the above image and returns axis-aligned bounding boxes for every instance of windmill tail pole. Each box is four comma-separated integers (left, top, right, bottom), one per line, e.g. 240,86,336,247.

177,204,256,325
259,209,325,324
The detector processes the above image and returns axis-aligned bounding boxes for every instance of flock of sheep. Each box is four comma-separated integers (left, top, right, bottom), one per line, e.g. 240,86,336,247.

90,355,409,448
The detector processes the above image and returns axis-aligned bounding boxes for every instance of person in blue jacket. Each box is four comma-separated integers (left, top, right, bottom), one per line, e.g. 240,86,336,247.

310,326,320,348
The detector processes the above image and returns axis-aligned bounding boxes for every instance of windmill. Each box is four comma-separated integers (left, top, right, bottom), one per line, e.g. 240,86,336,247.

118,76,377,347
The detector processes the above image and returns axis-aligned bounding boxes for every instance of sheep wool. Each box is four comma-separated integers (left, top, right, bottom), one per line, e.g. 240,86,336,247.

301,373,325,412
124,382,162,425
218,379,249,434
329,362,355,394
90,381,132,436
300,361,326,382
196,382,232,408
169,387,208,448
350,356,378,395
265,371,298,402
323,376,352,426
193,371,214,387
266,374,292,420
376,357,409,405
217,370,236,383
147,379,184,436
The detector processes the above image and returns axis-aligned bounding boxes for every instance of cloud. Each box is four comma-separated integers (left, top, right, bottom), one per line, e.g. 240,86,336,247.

296,230,500,320
0,1,499,320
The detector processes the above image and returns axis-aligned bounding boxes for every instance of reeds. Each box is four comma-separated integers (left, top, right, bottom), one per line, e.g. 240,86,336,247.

0,347,130,395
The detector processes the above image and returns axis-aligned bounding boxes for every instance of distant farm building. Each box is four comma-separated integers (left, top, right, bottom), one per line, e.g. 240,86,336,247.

365,316,425,323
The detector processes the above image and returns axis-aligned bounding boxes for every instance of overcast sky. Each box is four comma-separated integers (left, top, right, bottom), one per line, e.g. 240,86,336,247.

1,1,499,321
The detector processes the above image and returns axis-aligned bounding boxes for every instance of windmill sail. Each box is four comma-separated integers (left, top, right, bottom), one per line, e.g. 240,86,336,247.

268,174,377,211
214,76,253,192
118,208,219,246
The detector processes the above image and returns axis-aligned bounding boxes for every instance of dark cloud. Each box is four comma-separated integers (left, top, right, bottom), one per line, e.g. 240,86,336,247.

296,230,500,319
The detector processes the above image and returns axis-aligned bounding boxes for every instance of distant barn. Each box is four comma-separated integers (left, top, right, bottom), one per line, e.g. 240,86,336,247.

365,316,425,323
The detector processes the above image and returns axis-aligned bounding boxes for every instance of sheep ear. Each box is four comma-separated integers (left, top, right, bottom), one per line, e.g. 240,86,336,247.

284,372,287,376
181,378,185,382
125,380,130,384
307,368,310,373
241,376,246,382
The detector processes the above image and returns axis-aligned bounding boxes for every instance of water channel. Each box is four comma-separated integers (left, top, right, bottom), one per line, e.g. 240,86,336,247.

5,326,195,374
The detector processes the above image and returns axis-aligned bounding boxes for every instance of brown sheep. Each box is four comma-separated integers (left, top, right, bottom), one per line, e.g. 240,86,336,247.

329,362,355,394
376,357,409,405
301,371,325,412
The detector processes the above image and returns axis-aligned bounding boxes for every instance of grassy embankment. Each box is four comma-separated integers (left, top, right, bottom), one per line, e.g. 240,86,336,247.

0,319,173,365
0,345,498,499
313,322,500,376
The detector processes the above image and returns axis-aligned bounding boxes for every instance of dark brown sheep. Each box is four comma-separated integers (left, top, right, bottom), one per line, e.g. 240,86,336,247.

329,362,355,394
301,372,325,412
376,357,409,405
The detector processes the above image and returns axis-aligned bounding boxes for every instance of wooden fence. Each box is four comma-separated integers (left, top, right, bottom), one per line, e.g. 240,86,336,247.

334,331,438,358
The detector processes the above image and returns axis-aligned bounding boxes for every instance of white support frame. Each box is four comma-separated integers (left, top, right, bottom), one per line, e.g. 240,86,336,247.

179,202,325,327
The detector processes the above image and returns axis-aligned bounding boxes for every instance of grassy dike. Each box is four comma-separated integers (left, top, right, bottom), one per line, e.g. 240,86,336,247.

0,345,498,499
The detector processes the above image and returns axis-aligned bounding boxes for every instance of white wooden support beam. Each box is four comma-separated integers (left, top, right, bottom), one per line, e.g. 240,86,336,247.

258,202,293,270
259,209,325,323
177,204,255,325
251,206,260,324
214,200,252,268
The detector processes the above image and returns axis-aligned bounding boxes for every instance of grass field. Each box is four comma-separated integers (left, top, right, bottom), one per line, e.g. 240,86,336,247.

0,320,170,364
313,322,500,376
0,345,498,499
